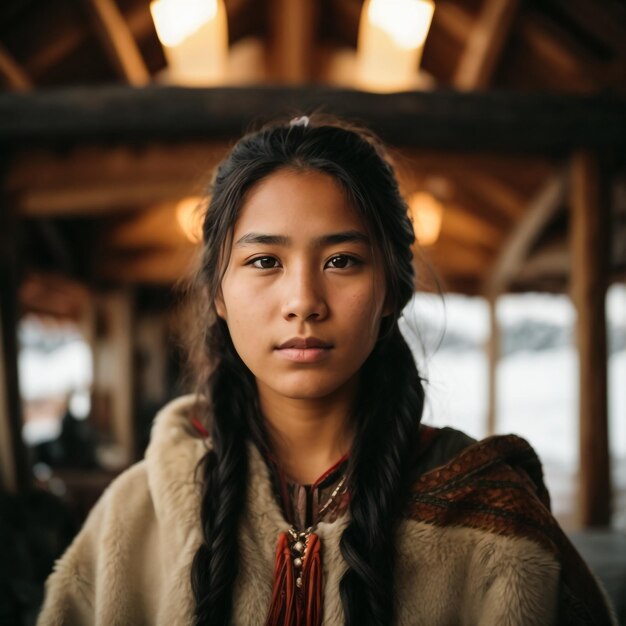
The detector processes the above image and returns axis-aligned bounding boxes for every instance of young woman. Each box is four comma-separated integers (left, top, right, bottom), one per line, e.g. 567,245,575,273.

38,116,615,626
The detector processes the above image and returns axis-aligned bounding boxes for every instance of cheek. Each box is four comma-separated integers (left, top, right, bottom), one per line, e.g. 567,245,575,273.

221,283,275,341
343,286,386,333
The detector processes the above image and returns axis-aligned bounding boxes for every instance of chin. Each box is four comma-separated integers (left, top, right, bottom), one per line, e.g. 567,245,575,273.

269,375,349,401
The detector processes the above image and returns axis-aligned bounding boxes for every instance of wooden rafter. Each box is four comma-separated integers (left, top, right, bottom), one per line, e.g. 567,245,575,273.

453,0,520,90
515,241,569,285
484,170,567,296
80,0,150,85
0,43,32,91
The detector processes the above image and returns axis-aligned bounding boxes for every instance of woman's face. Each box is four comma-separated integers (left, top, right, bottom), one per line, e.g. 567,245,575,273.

216,168,390,404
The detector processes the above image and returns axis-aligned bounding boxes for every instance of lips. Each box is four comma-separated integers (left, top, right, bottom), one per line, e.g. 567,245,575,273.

275,337,334,363
277,337,333,350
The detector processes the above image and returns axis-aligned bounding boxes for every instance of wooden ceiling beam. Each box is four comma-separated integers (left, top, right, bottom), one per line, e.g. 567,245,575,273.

8,143,227,215
16,180,196,216
484,169,568,296
80,0,150,85
453,0,520,90
0,43,32,91
8,143,226,190
98,245,199,284
2,87,624,151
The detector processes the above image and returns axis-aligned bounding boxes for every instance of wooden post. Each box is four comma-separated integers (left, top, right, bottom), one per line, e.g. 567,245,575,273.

486,294,500,436
0,179,30,492
570,151,612,527
0,309,18,492
92,290,135,465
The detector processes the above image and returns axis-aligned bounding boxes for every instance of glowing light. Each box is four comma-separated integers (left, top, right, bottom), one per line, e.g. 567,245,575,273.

150,0,218,47
357,0,435,92
368,0,435,50
176,197,204,244
150,0,228,85
408,191,443,246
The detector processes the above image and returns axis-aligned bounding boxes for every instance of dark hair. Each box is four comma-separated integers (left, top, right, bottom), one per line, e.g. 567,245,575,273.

186,115,425,625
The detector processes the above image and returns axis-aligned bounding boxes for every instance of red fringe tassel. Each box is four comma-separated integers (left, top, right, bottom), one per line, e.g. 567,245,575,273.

265,532,323,626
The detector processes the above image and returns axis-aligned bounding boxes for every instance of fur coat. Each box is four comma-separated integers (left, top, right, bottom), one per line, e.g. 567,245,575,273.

37,395,616,626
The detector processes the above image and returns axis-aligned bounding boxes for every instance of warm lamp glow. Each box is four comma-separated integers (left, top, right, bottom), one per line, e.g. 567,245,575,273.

150,0,228,85
357,0,435,92
150,0,218,47
368,0,435,49
176,197,204,244
408,191,443,246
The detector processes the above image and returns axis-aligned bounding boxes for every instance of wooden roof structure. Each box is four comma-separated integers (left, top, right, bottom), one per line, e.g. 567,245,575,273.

0,0,624,296
0,0,625,527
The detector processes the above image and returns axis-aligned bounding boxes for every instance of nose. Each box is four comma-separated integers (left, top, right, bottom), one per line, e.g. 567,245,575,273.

281,265,328,322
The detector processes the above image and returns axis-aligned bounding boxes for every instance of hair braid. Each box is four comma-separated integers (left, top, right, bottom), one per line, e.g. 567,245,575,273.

191,325,261,625
340,325,424,625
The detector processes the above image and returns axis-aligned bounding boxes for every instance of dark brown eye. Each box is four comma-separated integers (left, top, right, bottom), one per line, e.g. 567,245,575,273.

251,256,279,269
326,255,357,269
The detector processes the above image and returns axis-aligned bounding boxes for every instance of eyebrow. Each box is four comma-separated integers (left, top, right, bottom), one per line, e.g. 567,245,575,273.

235,230,371,247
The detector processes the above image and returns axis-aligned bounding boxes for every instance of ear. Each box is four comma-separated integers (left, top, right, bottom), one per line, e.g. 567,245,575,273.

214,289,227,320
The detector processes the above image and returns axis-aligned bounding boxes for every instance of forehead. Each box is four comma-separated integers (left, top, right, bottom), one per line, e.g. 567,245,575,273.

232,169,367,238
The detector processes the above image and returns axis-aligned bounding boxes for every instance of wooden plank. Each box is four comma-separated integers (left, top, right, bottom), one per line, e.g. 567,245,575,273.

268,0,317,82
570,152,612,528
454,0,520,90
0,87,624,152
80,0,150,85
485,170,567,296
0,43,32,91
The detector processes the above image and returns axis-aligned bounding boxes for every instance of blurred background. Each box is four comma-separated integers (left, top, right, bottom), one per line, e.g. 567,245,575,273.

0,0,625,622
